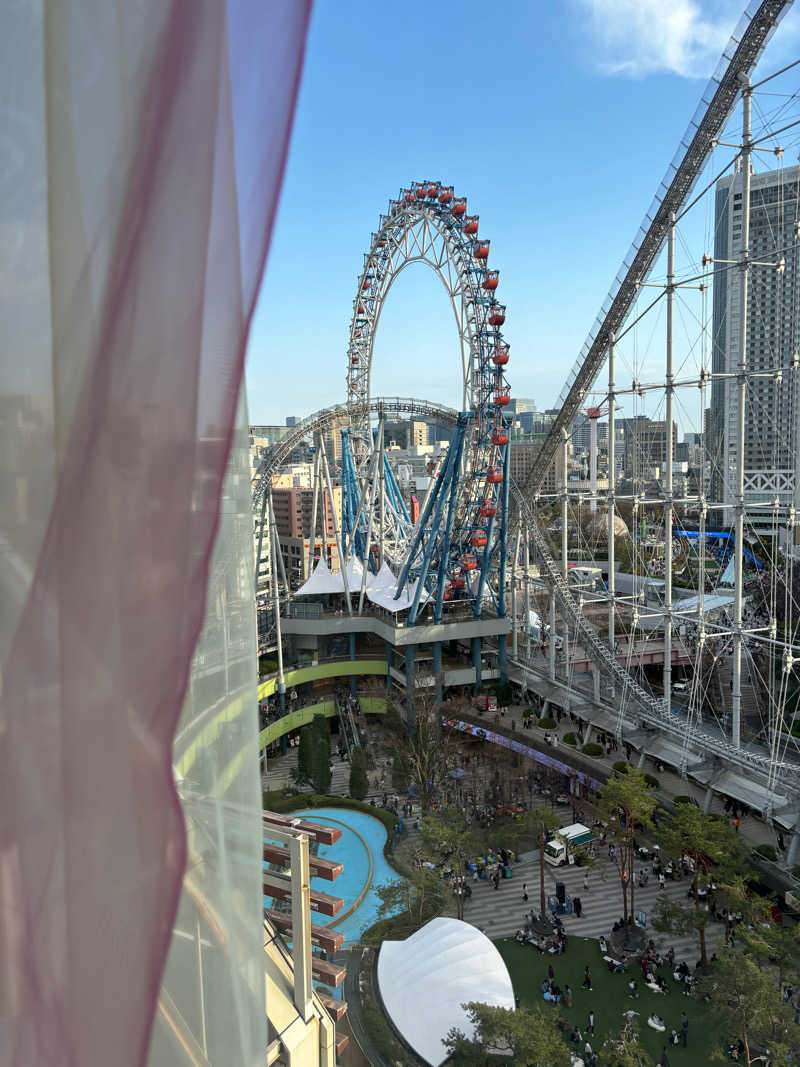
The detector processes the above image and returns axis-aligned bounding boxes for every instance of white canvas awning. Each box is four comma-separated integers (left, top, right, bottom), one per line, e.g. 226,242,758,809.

293,555,343,596
377,917,515,1066
366,577,430,613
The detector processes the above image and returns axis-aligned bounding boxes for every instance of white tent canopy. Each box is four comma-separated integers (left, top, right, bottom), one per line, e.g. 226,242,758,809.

377,917,515,1066
295,555,430,612
292,555,342,596
366,577,430,613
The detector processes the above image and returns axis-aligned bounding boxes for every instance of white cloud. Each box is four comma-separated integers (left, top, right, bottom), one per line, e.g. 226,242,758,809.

576,0,741,79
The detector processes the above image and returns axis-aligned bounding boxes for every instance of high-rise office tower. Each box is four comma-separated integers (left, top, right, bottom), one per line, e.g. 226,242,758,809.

710,164,800,529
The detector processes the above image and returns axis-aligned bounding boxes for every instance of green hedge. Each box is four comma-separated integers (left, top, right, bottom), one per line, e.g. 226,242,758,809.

613,761,629,775
582,742,604,757
644,774,660,790
754,843,777,862
563,732,578,746
538,716,556,729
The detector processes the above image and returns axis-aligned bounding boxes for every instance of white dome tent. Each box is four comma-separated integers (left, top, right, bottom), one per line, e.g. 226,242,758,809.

376,917,515,1066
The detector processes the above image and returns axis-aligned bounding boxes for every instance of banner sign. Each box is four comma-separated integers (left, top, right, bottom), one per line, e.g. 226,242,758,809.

443,717,604,791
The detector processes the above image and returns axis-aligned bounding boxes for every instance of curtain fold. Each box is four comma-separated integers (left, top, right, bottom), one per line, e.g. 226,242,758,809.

0,3,311,1065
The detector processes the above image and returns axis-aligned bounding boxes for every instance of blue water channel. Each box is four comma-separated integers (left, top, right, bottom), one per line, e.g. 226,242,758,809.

263,807,403,947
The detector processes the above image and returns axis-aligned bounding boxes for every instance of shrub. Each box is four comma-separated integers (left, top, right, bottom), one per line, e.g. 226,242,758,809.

539,716,556,729
790,721,800,738
582,742,603,757
349,747,369,801
644,774,660,790
563,732,578,746
613,761,629,775
754,844,778,862
674,795,694,806
792,866,800,881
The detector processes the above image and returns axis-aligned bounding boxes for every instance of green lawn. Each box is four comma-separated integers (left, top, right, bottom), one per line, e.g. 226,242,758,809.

496,938,723,1065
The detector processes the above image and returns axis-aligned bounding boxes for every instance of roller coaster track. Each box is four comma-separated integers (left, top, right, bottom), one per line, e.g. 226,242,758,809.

524,0,791,499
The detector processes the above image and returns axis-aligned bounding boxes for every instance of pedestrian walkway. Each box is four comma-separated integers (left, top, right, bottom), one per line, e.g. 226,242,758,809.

465,853,725,966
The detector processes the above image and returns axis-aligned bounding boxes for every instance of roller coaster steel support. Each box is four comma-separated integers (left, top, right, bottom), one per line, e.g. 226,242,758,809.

523,0,790,500
732,80,753,750
663,217,675,704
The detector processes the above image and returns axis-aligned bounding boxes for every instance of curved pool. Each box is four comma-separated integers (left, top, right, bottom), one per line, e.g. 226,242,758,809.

264,806,403,946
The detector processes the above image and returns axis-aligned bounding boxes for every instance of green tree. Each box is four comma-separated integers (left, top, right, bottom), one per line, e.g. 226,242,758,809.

598,1019,655,1066
309,713,331,794
296,724,313,785
739,907,800,990
365,868,446,942
348,746,369,801
698,949,800,1065
406,691,451,813
444,1002,571,1066
597,767,657,924
654,806,746,967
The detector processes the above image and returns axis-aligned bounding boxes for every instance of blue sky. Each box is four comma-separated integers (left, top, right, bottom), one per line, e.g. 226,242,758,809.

245,0,799,425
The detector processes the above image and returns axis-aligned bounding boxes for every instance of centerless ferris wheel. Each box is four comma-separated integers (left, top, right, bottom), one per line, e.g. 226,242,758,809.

337,179,512,623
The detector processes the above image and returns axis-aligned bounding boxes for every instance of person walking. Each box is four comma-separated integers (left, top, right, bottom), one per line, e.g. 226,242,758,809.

587,1010,595,1035
565,984,573,1008
582,966,592,990
680,1013,688,1047
583,872,589,891
522,882,528,903
548,963,555,982
660,1047,670,1067
573,896,583,918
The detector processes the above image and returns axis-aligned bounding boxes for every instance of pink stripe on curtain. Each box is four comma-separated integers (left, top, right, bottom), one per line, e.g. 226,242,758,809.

0,2,311,1065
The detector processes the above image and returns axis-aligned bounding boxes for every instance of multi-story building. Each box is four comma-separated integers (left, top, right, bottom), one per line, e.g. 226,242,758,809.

619,417,677,479
710,164,800,530
272,485,343,589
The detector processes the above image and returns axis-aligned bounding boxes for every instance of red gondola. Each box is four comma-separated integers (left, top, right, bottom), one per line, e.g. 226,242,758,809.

492,388,510,407
488,303,506,326
473,240,490,260
451,575,466,588
482,270,499,291
491,427,509,446
462,215,479,235
472,529,488,548
452,198,467,216
480,500,497,518
404,189,415,203
415,184,426,200
443,589,453,602
362,277,372,291
462,553,478,571
439,185,454,203
492,344,510,366
426,183,439,198
487,466,503,483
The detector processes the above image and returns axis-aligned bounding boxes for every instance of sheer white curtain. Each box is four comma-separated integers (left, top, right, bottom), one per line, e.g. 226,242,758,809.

0,3,310,1065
